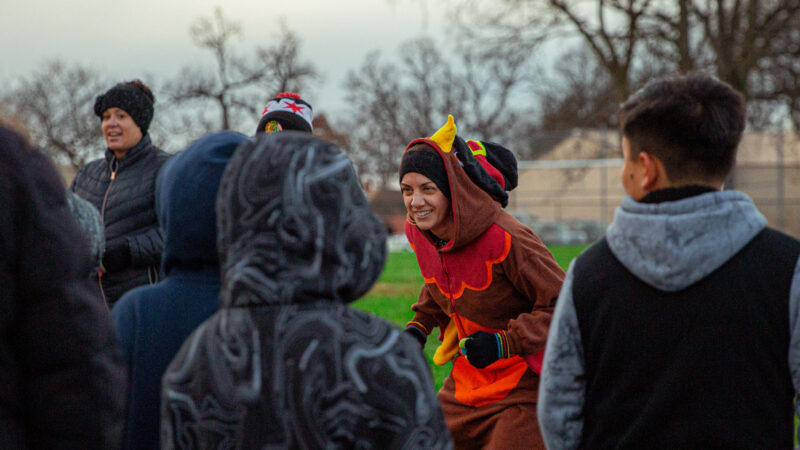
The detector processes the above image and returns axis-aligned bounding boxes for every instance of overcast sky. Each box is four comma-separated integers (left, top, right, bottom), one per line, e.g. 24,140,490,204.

0,0,450,117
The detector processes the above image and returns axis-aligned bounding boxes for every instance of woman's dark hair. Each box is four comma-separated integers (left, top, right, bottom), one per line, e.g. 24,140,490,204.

618,73,746,182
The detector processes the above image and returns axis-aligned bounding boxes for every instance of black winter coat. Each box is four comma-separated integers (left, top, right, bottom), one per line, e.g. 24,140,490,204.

0,126,126,449
71,135,170,306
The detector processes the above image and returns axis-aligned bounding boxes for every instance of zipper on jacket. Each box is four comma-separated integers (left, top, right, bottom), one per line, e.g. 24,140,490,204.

100,158,118,220
100,157,118,221
97,157,118,310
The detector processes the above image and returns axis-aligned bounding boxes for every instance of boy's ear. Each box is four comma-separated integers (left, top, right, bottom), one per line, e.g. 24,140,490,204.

639,151,661,190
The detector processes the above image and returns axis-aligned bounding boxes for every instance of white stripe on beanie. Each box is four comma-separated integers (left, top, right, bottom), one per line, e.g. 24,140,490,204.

261,98,313,129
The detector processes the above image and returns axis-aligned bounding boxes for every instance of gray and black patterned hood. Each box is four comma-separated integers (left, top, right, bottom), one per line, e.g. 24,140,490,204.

161,133,452,449
216,132,387,308
607,190,767,292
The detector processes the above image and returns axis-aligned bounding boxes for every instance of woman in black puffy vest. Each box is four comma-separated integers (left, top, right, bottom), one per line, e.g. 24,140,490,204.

71,80,170,307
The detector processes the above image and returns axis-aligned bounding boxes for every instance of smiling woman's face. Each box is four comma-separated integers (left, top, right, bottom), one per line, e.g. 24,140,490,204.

400,171,453,241
102,107,142,157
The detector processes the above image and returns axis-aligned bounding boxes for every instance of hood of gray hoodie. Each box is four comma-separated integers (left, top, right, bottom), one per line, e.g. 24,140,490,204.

606,190,767,292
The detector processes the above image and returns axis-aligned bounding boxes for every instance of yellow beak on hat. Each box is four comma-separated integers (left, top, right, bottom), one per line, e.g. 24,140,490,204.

429,114,457,153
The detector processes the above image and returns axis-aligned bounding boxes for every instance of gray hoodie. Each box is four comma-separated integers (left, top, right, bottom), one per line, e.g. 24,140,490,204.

537,191,800,449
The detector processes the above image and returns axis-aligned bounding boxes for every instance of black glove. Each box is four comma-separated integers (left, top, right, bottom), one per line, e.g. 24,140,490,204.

405,325,427,349
102,241,131,273
460,330,509,369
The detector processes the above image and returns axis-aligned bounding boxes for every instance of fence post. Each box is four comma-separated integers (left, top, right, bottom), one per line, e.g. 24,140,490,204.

777,127,785,231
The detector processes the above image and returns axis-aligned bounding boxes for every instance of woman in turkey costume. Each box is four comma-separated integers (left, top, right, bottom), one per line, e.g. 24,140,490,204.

400,116,565,449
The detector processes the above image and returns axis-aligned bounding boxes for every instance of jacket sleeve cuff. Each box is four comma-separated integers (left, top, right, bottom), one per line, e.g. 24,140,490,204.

128,227,164,266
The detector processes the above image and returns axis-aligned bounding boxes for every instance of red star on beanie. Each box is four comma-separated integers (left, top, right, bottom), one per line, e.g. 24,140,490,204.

256,92,313,134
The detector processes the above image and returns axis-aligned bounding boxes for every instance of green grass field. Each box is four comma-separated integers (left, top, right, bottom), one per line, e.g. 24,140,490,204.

352,244,586,390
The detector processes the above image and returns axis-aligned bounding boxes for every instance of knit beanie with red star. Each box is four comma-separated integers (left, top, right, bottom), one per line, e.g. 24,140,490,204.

255,92,313,134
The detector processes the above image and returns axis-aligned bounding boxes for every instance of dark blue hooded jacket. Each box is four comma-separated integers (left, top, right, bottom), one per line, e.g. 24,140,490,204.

111,131,248,450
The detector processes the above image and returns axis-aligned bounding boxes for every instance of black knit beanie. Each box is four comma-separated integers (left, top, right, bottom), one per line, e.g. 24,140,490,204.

94,83,154,135
399,147,450,199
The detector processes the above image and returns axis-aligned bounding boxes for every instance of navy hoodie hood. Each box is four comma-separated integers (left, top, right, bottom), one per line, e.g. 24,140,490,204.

156,130,248,275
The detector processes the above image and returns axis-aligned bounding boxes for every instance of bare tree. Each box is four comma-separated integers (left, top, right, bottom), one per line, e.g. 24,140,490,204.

165,8,318,134
733,2,800,129
640,0,711,74
341,51,412,185
548,0,653,103
638,0,800,129
543,0,800,104
3,60,108,169
537,48,619,130
256,22,317,95
453,0,652,120
502,0,800,129
454,0,556,60
342,33,539,185
767,29,800,130
691,1,800,96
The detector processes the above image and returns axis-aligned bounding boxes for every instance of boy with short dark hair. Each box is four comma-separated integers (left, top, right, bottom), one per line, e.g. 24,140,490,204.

537,73,800,449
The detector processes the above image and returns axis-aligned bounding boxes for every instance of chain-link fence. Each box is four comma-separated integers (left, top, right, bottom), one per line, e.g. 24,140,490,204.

509,129,800,243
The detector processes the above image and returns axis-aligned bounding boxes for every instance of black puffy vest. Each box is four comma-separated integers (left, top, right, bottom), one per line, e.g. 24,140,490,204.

572,229,799,449
71,135,170,305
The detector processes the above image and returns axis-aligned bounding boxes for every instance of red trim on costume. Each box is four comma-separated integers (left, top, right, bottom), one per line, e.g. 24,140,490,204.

411,226,511,300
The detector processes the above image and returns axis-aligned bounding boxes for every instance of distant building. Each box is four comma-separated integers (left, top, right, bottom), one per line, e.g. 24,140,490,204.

510,129,800,239
368,187,406,235
312,113,349,149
